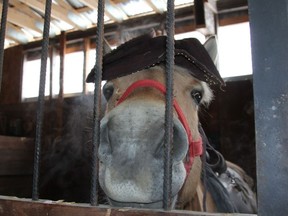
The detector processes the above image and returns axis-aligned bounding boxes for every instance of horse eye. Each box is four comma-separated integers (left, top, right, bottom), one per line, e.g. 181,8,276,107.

103,82,114,101
191,90,202,105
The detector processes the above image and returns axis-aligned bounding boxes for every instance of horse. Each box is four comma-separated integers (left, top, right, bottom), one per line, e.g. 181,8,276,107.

85,34,257,213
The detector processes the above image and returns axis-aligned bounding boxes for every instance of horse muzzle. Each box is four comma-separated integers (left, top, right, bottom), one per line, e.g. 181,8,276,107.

98,100,188,207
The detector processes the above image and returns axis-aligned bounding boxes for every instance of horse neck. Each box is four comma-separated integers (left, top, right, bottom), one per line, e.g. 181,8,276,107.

176,157,217,212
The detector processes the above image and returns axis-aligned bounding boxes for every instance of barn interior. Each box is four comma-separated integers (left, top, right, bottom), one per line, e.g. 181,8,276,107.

0,0,255,204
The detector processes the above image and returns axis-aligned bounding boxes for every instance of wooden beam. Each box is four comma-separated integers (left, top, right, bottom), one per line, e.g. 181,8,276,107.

6,23,31,44
77,0,98,10
0,3,42,34
18,0,89,30
23,6,249,51
219,14,249,26
4,36,17,45
105,0,128,22
54,0,74,10
9,0,42,20
0,196,255,216
75,6,92,13
83,37,90,94
78,0,127,23
59,31,65,100
145,0,165,14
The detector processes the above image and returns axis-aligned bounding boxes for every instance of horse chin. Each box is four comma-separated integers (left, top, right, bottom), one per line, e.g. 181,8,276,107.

107,195,178,209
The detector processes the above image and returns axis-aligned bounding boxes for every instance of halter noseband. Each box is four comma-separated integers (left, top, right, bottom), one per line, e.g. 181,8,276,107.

116,79,203,175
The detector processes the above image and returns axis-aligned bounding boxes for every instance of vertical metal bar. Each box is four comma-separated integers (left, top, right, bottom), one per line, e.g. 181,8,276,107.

163,0,175,210
249,0,288,215
32,0,52,201
90,0,105,206
0,0,9,93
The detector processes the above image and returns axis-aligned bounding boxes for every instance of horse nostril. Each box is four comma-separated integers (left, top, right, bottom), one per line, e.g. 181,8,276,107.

154,118,188,162
172,118,189,162
99,118,112,163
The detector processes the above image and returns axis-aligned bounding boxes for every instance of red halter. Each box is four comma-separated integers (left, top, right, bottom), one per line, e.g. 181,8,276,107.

116,79,203,174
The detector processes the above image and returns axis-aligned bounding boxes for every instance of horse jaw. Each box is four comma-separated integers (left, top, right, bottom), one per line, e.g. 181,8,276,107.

99,99,188,209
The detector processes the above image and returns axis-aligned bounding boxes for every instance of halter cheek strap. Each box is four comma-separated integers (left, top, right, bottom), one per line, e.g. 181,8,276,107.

116,79,203,175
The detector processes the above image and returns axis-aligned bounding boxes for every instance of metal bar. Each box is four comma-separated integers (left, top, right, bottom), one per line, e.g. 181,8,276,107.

163,0,175,210
32,0,52,201
248,0,288,215
0,0,9,93
90,0,105,206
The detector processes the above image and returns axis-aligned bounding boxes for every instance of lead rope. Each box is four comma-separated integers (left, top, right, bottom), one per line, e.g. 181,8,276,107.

90,0,105,206
0,0,9,93
32,0,52,200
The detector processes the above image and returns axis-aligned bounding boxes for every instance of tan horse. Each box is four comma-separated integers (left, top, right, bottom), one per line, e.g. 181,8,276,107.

86,34,257,213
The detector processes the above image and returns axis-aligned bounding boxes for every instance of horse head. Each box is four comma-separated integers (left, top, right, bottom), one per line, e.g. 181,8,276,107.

86,34,225,210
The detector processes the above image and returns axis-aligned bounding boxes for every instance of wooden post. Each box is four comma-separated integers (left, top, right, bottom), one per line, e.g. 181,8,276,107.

83,37,90,94
57,31,66,135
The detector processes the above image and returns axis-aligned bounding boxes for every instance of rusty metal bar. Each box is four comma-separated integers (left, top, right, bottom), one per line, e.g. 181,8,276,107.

90,0,105,206
163,0,175,210
32,0,52,201
0,0,9,93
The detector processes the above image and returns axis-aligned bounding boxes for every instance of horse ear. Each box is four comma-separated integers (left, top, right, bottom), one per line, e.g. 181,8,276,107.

204,35,219,69
104,38,112,54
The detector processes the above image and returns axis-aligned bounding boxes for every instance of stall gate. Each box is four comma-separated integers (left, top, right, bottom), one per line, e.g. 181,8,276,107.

0,0,288,215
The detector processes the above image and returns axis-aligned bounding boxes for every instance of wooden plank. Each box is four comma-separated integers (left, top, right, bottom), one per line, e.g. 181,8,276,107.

0,46,23,104
0,196,256,216
83,37,90,94
78,0,128,22
77,0,98,10
0,4,42,34
9,0,42,20
219,14,249,26
18,0,89,30
0,176,32,198
105,0,128,22
6,23,32,43
145,0,165,14
0,136,34,175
